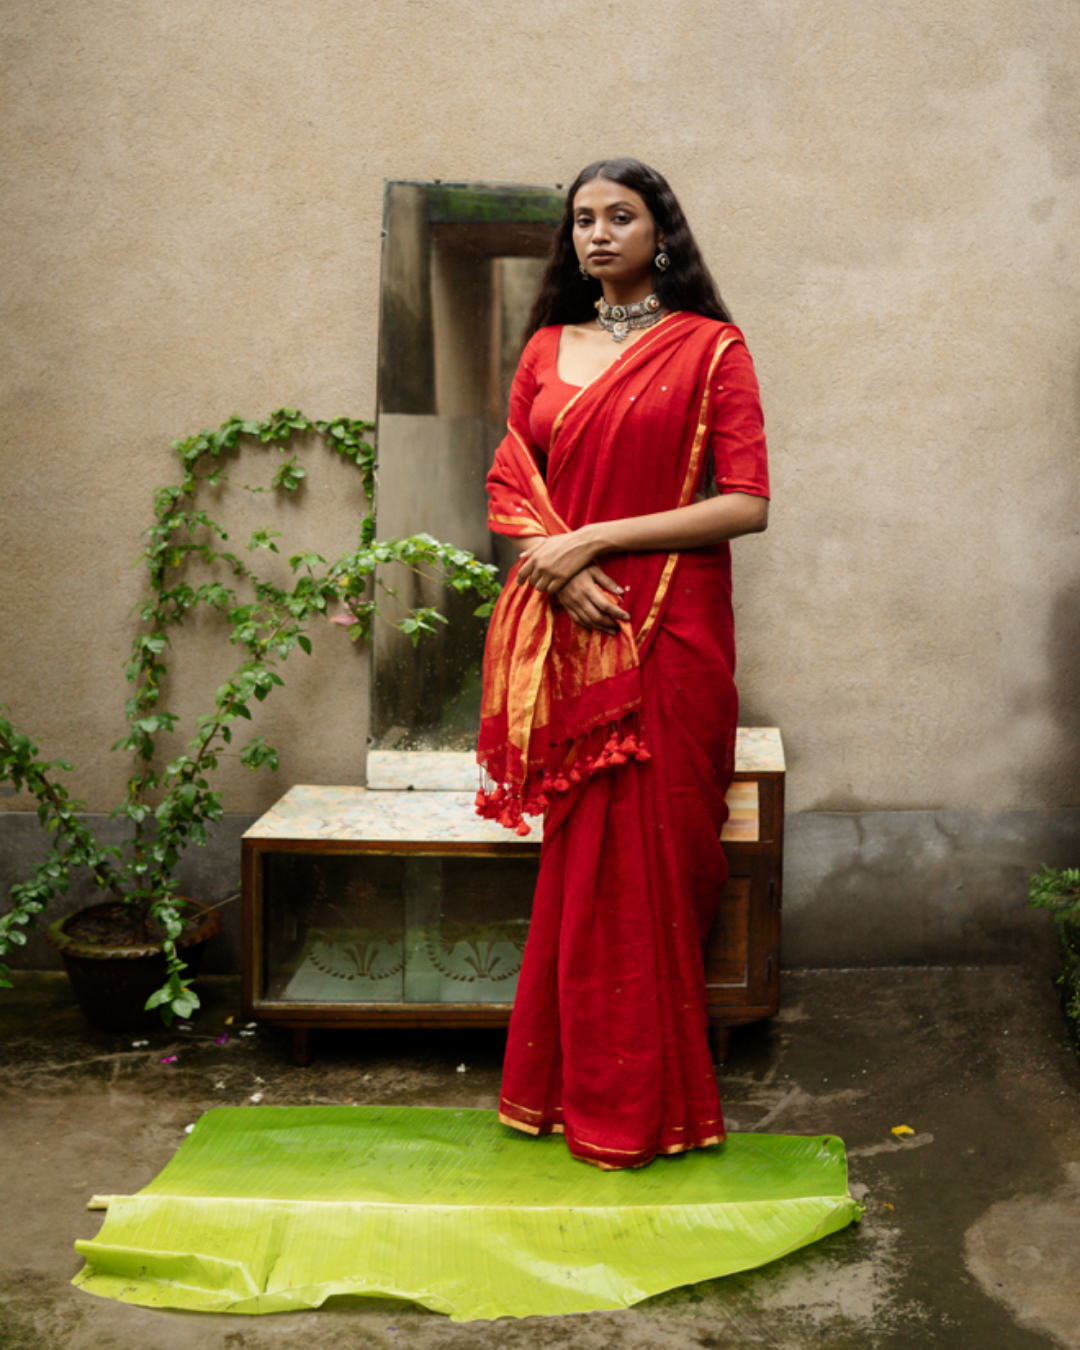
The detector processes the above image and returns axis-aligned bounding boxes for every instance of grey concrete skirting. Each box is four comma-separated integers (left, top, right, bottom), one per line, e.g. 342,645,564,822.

783,807,1080,967
2,806,1078,973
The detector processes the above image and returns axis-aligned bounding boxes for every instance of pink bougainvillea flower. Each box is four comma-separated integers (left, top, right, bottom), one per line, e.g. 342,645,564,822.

215,1032,229,1046
159,1055,178,1065
329,596,361,628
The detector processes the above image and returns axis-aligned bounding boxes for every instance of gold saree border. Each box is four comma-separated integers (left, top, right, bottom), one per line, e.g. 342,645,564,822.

634,334,737,649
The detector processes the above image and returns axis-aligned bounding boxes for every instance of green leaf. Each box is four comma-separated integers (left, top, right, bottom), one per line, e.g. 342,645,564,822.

172,990,200,1019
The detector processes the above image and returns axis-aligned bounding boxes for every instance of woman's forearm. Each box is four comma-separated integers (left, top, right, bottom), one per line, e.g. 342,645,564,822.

586,492,768,555
507,534,546,553
514,493,768,593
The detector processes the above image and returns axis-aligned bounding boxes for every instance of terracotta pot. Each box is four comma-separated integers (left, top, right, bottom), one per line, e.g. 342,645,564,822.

45,897,223,1032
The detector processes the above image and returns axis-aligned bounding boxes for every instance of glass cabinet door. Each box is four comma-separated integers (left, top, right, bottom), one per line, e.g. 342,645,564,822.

402,856,536,1004
261,851,537,1005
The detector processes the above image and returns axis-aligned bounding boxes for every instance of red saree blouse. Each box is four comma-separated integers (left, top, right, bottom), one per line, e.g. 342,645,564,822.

478,313,769,1169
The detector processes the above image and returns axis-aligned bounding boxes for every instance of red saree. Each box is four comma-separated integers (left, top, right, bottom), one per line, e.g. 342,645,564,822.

478,313,768,1169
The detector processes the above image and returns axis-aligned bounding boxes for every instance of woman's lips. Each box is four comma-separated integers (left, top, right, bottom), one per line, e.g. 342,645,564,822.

590,252,616,262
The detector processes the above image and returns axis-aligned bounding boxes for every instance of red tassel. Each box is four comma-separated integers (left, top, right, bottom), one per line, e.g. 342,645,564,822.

634,745,652,761
608,750,628,766
553,774,570,793
617,735,637,755
515,820,532,836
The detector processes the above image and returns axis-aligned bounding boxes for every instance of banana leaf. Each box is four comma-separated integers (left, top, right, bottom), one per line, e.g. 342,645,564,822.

74,1104,861,1321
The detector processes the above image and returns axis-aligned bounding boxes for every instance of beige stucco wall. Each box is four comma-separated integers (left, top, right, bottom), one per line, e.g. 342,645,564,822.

2,0,1079,819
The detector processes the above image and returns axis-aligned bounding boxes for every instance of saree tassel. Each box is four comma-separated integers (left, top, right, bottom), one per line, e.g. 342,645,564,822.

475,782,509,819
514,819,532,836
600,733,625,766
552,773,570,793
627,713,652,761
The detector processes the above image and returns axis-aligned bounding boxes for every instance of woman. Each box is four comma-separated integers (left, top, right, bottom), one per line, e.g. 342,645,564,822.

476,158,770,1170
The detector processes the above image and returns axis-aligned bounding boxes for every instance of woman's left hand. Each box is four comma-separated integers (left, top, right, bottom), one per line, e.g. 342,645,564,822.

515,529,599,593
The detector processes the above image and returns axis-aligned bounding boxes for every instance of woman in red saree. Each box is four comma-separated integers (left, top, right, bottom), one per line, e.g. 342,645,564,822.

477,159,770,1169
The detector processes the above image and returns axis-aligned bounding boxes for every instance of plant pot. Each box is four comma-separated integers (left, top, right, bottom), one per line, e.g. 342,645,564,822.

45,898,223,1032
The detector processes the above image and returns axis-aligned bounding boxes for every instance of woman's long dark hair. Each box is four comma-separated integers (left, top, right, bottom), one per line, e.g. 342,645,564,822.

522,158,732,344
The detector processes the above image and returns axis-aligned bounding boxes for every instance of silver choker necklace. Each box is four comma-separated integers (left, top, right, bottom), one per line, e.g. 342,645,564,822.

595,293,663,342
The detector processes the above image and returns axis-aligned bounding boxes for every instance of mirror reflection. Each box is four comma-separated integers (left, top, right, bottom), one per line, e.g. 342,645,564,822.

372,181,563,749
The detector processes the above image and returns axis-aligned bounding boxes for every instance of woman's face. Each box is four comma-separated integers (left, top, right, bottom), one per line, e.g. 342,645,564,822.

572,178,663,290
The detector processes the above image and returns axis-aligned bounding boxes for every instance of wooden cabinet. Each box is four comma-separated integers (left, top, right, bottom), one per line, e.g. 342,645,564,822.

241,732,784,1065
703,733,785,1063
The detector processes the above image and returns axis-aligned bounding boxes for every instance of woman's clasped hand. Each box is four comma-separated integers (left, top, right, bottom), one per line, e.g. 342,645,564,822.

516,531,630,635
515,528,598,592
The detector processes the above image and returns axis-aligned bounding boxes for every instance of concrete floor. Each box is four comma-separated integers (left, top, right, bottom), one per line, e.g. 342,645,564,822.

1,965,1079,1350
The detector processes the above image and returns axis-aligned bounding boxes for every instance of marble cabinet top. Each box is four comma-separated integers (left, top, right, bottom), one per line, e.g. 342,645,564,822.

367,727,784,792
245,730,781,846
245,784,523,846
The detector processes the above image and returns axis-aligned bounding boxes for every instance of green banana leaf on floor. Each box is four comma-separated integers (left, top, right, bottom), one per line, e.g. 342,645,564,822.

74,1104,861,1322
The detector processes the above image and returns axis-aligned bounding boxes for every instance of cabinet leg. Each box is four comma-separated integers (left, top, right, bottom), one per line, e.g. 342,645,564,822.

708,1024,732,1066
292,1027,313,1067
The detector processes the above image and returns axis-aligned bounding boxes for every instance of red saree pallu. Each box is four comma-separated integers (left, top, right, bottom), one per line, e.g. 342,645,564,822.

479,314,744,1169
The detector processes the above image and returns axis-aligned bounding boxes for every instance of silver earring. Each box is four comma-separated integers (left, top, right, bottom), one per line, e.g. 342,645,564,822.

654,249,670,272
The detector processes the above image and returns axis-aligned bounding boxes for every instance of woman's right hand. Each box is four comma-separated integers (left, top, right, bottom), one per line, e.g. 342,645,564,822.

554,564,630,635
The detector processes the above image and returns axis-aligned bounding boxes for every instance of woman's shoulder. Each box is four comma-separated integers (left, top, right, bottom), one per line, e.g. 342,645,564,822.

678,312,747,344
521,324,562,359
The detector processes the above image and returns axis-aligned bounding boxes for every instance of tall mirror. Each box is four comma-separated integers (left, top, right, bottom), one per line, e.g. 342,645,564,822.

371,181,564,750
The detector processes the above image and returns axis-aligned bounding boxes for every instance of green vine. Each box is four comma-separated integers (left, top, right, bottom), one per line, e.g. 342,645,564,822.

1028,866,1080,1057
0,409,501,1022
